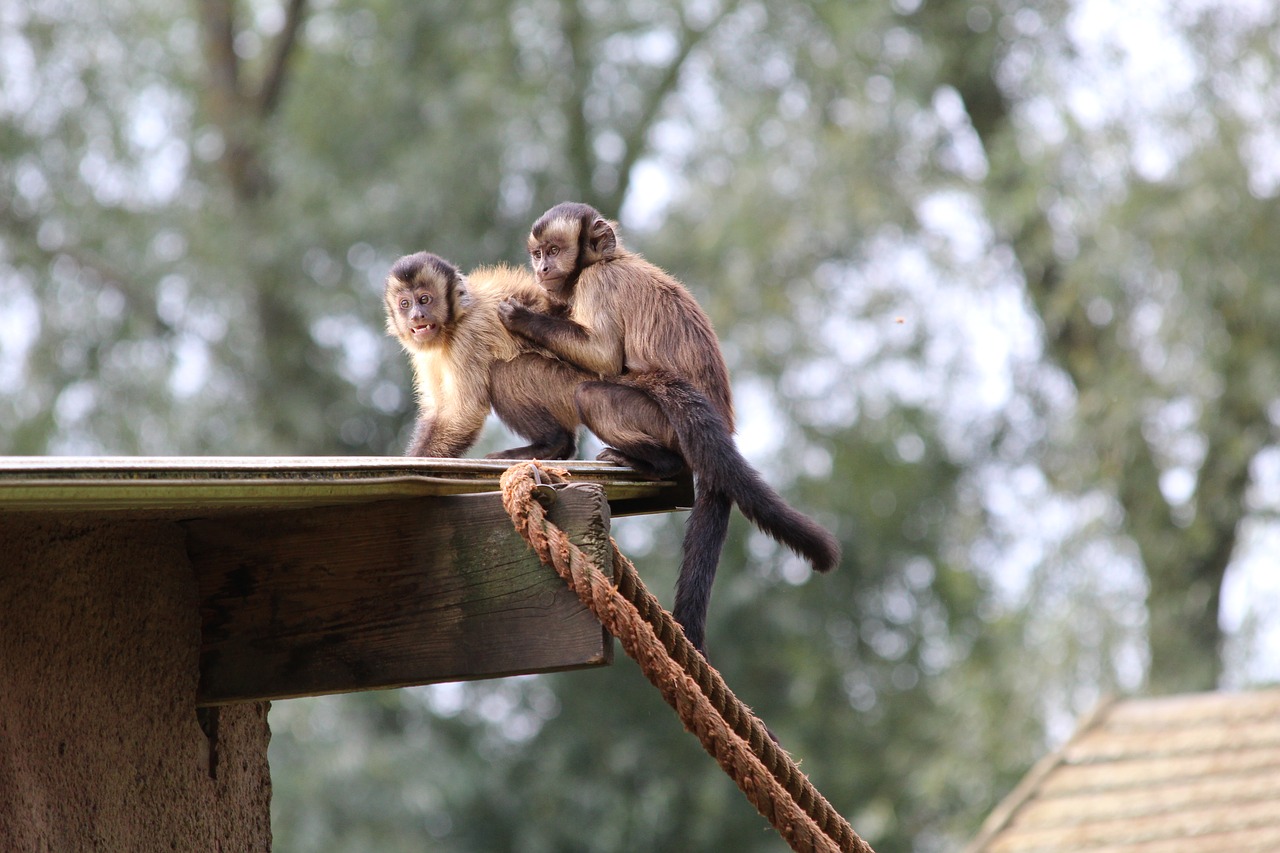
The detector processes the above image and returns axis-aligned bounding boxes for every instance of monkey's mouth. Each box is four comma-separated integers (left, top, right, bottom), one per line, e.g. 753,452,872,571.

411,323,439,338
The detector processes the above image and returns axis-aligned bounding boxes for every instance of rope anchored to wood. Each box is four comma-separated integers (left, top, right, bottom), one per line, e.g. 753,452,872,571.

499,461,873,853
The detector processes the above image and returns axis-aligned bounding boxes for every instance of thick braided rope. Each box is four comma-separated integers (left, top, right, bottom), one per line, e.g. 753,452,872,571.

500,462,871,853
609,550,864,851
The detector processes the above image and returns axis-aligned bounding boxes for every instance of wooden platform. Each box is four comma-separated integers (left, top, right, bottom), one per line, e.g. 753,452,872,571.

0,455,691,516
0,457,692,705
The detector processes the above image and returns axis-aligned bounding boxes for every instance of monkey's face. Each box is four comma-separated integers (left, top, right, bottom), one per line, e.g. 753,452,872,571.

527,229,580,296
385,253,463,352
528,203,618,296
386,278,451,351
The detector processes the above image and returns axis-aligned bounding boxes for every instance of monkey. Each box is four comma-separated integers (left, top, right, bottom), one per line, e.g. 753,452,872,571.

384,251,588,460
498,201,841,652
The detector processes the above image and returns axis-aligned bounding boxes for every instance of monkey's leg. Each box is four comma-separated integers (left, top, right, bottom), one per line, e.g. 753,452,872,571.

486,424,576,460
487,355,579,460
574,381,686,479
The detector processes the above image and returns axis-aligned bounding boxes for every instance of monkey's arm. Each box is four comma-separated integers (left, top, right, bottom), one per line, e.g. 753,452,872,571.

498,299,623,376
405,415,479,457
404,382,490,458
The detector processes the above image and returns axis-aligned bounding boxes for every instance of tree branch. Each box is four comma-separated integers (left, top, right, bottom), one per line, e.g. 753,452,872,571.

562,0,595,198
605,1,740,213
195,0,302,202
197,0,241,105
558,0,739,213
256,0,308,117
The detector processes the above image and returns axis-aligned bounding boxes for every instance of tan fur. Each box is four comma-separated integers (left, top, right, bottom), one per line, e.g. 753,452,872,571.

385,255,581,458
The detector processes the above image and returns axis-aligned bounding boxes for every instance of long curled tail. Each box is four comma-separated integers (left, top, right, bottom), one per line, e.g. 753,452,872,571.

619,372,841,650
626,372,842,575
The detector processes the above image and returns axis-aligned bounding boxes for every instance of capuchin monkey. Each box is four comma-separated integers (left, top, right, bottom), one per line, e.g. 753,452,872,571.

498,201,841,652
384,251,587,459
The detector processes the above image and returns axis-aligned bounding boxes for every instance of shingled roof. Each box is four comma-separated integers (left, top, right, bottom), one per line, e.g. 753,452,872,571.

965,688,1280,853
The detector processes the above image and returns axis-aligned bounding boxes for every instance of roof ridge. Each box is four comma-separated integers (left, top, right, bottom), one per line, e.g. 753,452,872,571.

962,694,1118,853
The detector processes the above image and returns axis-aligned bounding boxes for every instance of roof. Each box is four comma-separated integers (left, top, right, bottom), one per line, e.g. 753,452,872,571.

966,688,1280,853
0,455,691,516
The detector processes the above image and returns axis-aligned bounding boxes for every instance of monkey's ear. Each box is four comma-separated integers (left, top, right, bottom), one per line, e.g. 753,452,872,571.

452,274,475,314
587,217,617,257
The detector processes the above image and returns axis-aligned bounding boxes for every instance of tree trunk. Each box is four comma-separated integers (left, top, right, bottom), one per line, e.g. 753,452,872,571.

921,11,1262,693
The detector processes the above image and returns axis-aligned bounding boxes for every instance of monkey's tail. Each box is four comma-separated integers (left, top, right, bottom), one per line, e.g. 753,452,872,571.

625,372,842,577
673,486,732,652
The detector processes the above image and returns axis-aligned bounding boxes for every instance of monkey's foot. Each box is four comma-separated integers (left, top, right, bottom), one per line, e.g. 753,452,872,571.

486,441,576,461
596,447,684,480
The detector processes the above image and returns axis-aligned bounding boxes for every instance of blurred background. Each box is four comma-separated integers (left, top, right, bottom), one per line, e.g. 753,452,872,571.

4,0,1280,849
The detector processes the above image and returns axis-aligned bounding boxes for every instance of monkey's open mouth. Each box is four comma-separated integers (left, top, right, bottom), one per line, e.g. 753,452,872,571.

411,323,438,337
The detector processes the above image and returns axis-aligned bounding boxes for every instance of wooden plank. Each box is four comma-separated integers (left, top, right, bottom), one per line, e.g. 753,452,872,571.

1040,747,1280,795
1063,720,1280,762
0,456,692,517
1066,825,1280,853
1009,768,1280,829
1102,690,1280,729
986,799,1280,852
189,484,613,705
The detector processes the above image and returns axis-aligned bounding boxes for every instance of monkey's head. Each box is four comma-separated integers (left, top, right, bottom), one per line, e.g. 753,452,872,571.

384,252,472,352
527,202,618,297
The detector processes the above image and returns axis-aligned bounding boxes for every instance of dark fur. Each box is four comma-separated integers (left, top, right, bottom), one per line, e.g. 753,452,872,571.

487,353,584,460
384,251,586,459
502,202,841,652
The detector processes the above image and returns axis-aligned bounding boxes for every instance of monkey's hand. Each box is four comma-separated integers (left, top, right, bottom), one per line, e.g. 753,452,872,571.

498,296,538,332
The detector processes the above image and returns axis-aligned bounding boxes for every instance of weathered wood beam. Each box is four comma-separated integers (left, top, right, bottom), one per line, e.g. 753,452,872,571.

189,484,613,705
0,456,692,517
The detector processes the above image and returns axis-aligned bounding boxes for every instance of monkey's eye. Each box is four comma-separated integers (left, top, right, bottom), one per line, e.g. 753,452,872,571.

399,298,410,310
419,294,433,305
531,249,542,260
548,246,559,257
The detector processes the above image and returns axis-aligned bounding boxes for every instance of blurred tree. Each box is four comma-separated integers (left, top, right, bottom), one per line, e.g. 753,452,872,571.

630,0,1280,697
895,0,1280,693
5,0,1280,851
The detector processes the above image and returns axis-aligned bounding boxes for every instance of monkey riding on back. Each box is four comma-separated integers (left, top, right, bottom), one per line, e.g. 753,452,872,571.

498,201,841,654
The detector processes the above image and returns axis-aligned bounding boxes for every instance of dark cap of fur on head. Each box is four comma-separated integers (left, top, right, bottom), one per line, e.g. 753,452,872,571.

530,202,604,240
388,252,460,288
